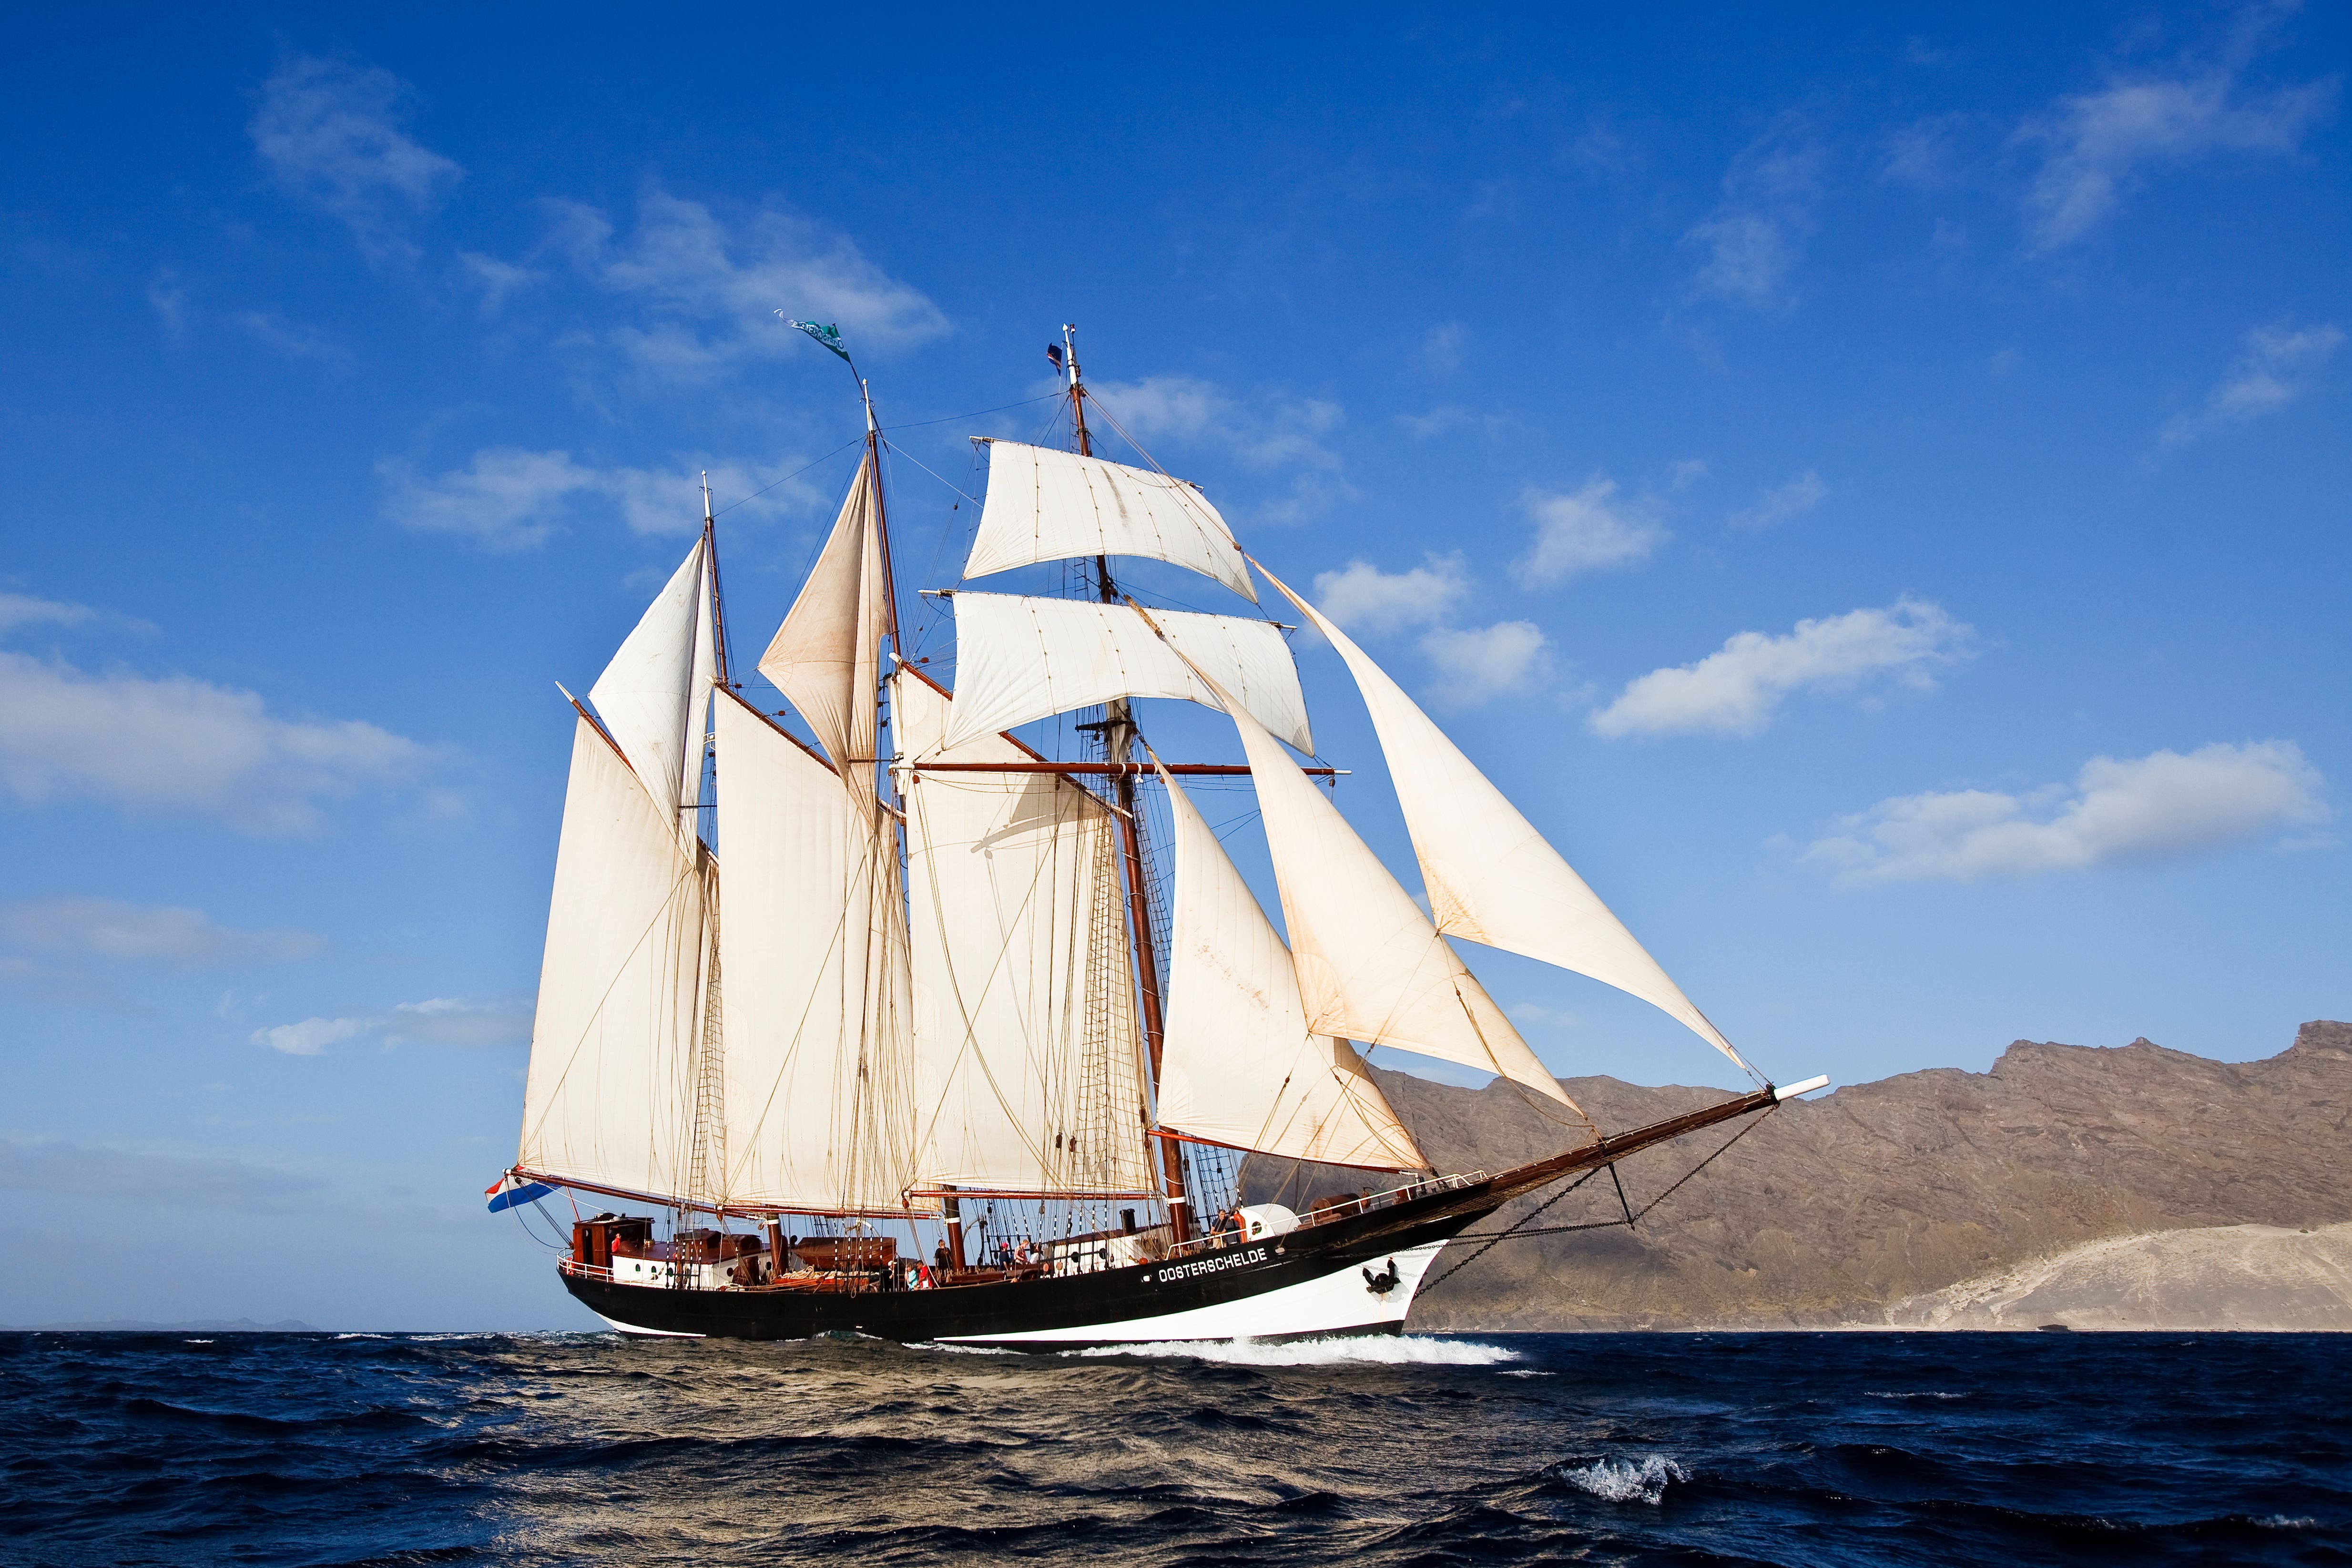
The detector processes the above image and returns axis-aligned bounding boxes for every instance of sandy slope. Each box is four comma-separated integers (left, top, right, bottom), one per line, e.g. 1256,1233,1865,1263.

1879,1222,2352,1331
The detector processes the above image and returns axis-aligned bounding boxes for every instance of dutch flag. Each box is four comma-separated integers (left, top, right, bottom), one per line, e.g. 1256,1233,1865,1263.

485,1171,556,1213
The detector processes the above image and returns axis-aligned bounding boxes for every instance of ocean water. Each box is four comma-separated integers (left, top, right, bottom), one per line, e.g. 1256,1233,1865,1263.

2,1330,2345,1566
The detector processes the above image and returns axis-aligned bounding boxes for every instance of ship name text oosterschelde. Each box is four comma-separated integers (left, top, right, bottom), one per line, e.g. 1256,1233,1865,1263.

1157,1247,1270,1284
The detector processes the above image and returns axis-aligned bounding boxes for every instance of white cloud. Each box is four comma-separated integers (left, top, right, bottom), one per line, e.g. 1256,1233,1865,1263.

1590,598,1971,738
1684,118,1824,305
456,250,543,314
1419,621,1550,711
232,310,340,361
381,996,532,1047
1516,476,1667,586
252,1016,368,1056
381,447,823,548
2018,26,2336,250
550,188,946,379
0,650,432,834
250,52,461,260
1882,112,1975,187
1667,459,1711,491
1424,322,1466,374
2161,320,2342,444
147,268,188,342
0,591,93,634
379,448,601,549
0,897,319,967
1802,740,2328,884
1728,469,1827,530
1395,407,1474,440
251,996,531,1055
1313,555,1470,634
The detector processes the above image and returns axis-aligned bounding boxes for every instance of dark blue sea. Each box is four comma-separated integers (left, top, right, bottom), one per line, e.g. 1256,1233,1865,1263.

2,1330,2345,1567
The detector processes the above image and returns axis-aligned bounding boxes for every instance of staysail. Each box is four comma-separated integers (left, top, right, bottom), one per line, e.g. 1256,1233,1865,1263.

1153,759,1426,1170
942,592,1312,753
896,672,1158,1197
1199,671,1581,1111
518,715,711,1198
964,440,1258,602
1256,562,1752,1075
588,538,708,817
757,451,890,776
711,691,926,1215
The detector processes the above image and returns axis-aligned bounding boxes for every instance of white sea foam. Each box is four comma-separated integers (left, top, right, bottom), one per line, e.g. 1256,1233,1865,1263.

1499,1368,1557,1378
181,1339,213,1344
1553,1455,1688,1505
1068,1334,1520,1367
1865,1390,1965,1400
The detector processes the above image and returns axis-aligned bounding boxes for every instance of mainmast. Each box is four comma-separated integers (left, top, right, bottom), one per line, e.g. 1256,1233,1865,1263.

1061,325,1191,1243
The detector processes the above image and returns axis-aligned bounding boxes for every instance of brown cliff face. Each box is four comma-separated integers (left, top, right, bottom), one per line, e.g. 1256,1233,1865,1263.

1236,1020,2352,1329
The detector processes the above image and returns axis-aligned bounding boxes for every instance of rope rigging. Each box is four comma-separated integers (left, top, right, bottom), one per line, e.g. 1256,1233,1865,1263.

1417,1104,1777,1297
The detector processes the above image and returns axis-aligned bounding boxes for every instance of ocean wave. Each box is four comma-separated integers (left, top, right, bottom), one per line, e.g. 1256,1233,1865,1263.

1069,1334,1520,1366
1550,1454,1688,1505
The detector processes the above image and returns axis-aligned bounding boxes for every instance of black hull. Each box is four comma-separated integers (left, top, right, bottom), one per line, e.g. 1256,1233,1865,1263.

556,1087,1783,1347
563,1179,1500,1347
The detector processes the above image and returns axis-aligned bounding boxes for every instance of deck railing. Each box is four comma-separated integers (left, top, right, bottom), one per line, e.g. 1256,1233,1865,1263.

1164,1169,1490,1260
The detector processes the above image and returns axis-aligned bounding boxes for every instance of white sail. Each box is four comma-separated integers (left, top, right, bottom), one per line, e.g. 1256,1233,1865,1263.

1155,761,1425,1171
712,693,926,1215
518,715,710,1198
896,673,1158,1196
1259,564,1752,1076
942,592,1312,753
1202,673,1579,1110
588,538,706,814
681,547,717,814
965,441,1258,603
757,452,889,776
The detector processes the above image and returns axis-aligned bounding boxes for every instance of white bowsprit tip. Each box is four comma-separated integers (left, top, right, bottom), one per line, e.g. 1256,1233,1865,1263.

1772,1074,1831,1101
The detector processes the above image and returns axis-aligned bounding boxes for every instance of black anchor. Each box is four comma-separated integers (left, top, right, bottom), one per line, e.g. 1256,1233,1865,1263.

1362,1259,1401,1296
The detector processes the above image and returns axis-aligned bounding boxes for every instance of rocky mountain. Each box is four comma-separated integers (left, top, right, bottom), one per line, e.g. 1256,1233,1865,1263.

1238,1020,2352,1329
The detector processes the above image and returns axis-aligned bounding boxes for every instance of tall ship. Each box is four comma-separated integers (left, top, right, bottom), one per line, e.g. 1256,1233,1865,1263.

491,325,1825,1346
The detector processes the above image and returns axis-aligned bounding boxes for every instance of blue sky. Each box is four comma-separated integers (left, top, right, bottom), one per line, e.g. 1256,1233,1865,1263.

2,4,2343,1329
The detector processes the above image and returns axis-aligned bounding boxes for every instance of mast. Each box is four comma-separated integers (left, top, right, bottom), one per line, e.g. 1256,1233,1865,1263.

863,380,904,654
1064,324,1191,1244
700,471,734,689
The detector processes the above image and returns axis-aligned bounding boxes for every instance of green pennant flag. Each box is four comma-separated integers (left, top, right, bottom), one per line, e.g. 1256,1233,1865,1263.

787,320,851,363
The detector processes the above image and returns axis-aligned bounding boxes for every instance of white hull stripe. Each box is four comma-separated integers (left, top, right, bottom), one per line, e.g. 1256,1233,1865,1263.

589,1306,706,1338
938,1240,1449,1346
